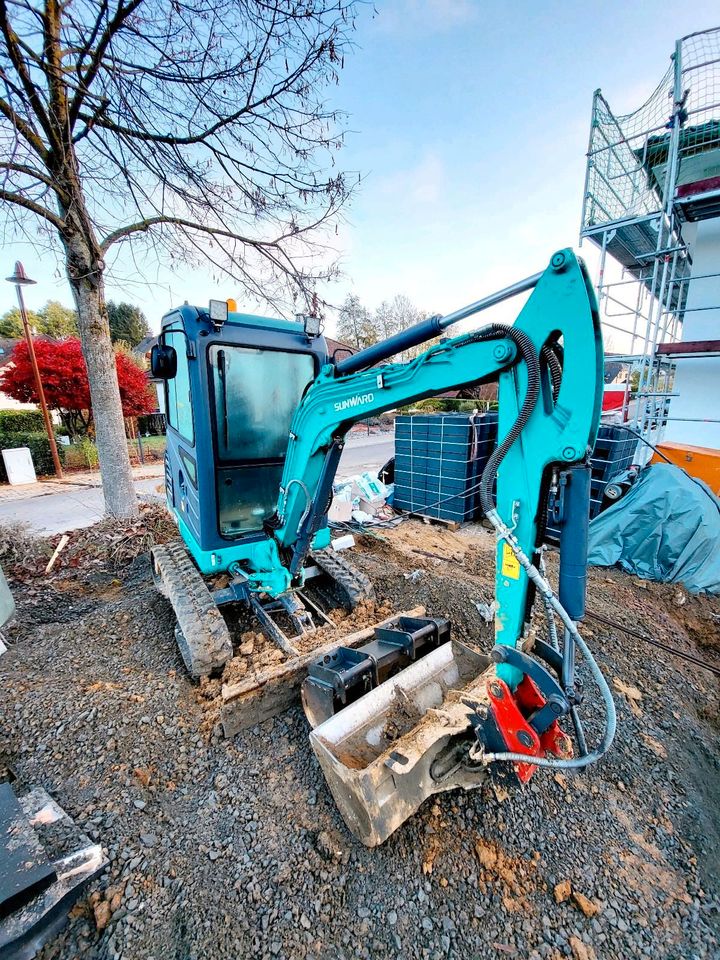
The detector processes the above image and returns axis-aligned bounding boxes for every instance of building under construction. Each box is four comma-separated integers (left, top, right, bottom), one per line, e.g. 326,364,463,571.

581,26,720,491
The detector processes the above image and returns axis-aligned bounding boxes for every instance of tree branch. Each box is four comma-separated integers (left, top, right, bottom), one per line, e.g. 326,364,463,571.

68,0,143,128
76,37,327,147
0,158,59,191
100,214,275,253
0,187,65,228
0,0,58,150
0,88,48,158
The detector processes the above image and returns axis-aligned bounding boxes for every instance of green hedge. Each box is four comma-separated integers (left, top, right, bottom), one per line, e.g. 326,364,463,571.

400,398,499,413
0,409,45,433
0,430,66,482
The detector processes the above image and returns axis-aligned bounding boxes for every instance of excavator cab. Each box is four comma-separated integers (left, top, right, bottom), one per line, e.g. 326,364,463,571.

150,303,375,678
152,303,330,571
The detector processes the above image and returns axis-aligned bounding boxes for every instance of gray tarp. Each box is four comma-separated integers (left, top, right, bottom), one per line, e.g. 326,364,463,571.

587,462,720,595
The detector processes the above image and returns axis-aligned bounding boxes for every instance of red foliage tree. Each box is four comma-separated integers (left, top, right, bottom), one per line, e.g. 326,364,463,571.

0,338,156,438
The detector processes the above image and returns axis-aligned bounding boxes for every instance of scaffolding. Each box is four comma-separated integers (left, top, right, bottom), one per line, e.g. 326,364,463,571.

581,26,720,452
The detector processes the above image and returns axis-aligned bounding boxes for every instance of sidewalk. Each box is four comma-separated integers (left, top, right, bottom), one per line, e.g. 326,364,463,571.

0,464,165,536
0,463,163,503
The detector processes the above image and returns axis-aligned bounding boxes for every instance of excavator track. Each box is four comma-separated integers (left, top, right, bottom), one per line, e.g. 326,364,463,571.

310,548,375,609
151,541,233,678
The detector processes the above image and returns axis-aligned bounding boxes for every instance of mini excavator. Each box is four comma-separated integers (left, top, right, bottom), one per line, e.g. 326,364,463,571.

151,248,616,845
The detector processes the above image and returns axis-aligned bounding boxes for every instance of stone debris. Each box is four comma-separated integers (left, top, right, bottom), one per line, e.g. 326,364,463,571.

553,880,572,903
0,516,717,959
572,890,601,918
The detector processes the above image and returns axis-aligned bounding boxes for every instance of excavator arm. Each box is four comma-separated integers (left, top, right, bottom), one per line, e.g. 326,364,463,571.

273,249,603,664
267,249,616,846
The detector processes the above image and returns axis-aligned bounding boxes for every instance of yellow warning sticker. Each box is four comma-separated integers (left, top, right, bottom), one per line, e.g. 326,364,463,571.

501,543,520,580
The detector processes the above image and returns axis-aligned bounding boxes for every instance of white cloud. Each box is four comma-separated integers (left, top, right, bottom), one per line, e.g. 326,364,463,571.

375,0,478,33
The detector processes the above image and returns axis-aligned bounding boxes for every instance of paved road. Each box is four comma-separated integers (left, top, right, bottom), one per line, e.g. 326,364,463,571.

336,432,394,478
0,433,395,536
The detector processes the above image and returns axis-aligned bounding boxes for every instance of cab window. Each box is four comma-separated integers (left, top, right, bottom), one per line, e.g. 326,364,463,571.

209,345,315,535
165,331,194,444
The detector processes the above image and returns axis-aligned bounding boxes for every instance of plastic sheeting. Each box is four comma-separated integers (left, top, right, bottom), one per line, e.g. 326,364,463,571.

587,463,720,595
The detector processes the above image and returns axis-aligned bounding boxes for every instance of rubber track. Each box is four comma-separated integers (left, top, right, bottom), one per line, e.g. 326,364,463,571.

151,541,233,678
311,548,375,609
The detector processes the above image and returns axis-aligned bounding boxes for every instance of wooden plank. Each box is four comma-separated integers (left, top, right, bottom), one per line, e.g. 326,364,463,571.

656,339,720,356
393,508,463,531
220,606,426,737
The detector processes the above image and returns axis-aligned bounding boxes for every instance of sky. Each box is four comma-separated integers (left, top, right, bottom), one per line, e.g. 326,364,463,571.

2,0,719,341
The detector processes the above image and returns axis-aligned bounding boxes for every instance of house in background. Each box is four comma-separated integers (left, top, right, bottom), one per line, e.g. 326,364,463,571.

0,338,38,412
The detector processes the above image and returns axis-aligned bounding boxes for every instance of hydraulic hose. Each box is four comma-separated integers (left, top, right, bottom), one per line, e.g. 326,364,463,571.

482,508,617,770
468,326,615,770
469,324,541,517
541,343,563,402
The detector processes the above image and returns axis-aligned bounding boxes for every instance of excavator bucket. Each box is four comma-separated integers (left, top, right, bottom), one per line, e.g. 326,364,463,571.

307,639,496,846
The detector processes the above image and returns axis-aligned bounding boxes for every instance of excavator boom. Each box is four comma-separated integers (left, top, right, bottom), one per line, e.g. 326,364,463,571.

274,248,602,658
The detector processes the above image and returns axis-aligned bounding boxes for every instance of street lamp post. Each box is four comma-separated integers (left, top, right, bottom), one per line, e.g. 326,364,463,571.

5,261,64,479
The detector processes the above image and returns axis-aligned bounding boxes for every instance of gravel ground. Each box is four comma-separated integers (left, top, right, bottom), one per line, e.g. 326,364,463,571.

1,518,719,960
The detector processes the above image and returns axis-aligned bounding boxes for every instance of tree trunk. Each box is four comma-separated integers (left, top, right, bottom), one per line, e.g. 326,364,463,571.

63,233,138,518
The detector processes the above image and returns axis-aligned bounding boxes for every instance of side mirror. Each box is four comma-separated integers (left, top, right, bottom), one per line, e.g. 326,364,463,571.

151,343,177,379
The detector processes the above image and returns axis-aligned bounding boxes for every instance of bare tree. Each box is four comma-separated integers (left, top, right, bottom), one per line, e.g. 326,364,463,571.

0,0,359,515
374,294,426,360
337,292,374,349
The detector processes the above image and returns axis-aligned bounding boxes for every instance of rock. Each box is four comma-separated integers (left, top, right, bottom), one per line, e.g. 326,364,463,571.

492,782,510,804
572,891,600,918
569,937,597,960
640,733,668,759
238,635,255,656
475,840,498,870
316,829,349,864
109,892,124,913
612,678,643,718
133,799,146,810
133,767,152,787
554,880,572,903
94,900,111,931
140,834,156,848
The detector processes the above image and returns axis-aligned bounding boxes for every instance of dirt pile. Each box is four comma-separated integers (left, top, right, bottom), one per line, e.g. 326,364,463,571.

0,503,177,582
